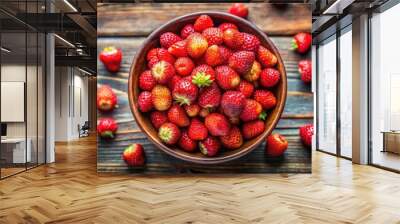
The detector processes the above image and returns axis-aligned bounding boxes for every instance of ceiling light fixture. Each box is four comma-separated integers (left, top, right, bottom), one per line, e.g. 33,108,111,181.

63,0,78,12
1,47,11,53
54,34,75,48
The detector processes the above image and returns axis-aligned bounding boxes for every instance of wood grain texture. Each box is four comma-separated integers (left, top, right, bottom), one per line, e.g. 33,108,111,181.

97,3,312,173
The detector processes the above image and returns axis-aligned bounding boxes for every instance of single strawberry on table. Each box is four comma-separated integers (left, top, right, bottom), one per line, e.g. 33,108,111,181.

221,91,246,118
97,117,118,139
184,104,200,117
199,136,221,157
259,68,280,88
160,32,182,49
299,124,313,147
220,126,243,150
146,48,175,68
191,64,215,87
215,65,241,90
168,40,188,58
167,104,190,127
97,85,117,112
194,14,214,32
228,3,249,18
186,33,209,59
151,85,172,111
172,78,198,106
240,99,265,122
266,133,288,157
205,113,231,136
198,82,221,110
123,144,145,166
241,33,260,51
139,70,156,91
291,32,312,54
151,60,175,84
158,122,181,145
150,111,168,130
237,80,254,98
179,130,198,152
228,51,255,74
188,118,208,141
254,90,277,110
242,120,265,140
244,61,262,82
138,91,153,112
258,46,277,68
174,57,194,76
298,59,312,83
99,46,122,73
202,27,223,46
180,24,195,39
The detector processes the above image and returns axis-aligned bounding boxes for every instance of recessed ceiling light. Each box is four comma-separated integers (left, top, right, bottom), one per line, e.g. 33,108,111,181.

1,47,11,53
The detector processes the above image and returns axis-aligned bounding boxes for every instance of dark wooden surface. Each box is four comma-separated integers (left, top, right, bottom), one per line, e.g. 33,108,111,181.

97,3,313,173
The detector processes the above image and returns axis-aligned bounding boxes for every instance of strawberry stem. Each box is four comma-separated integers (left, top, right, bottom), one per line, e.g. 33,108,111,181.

259,111,267,120
290,40,298,50
101,131,114,139
192,72,213,87
174,94,191,106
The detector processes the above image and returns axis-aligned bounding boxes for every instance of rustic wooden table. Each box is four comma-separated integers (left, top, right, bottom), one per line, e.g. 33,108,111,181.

97,3,312,173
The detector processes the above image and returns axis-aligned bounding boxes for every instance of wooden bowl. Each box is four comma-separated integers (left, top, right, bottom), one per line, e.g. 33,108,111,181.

128,11,287,164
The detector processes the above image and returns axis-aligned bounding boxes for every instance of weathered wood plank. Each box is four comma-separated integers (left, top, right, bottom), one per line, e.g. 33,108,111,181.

97,3,311,37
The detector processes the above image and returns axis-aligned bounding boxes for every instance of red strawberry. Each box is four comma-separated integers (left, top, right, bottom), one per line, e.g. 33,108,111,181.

186,33,208,59
168,40,187,57
218,46,233,63
198,82,221,109
220,126,243,150
228,51,255,74
205,113,231,136
123,144,145,166
221,91,246,118
138,91,153,112
242,120,265,139
204,45,224,67
99,46,122,73
180,24,195,39
184,104,200,117
299,124,313,147
188,118,208,141
194,15,214,32
298,60,312,83
202,27,223,46
237,80,254,98
167,105,190,127
146,48,175,68
223,28,244,50
151,85,172,111
215,65,241,90
97,118,118,139
260,68,280,88
179,130,197,152
258,46,277,68
158,122,181,145
160,32,182,49
228,3,248,18
266,133,288,157
199,136,221,157
291,32,312,54
150,111,168,130
244,61,262,82
254,90,277,110
139,70,157,91
199,108,210,118
97,85,117,112
172,78,198,105
241,33,260,51
167,75,181,90
240,99,265,122
191,64,215,87
174,57,194,76
151,60,175,84
218,23,238,31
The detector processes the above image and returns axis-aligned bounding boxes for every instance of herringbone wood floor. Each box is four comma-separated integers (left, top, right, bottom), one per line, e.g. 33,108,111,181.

1,136,400,224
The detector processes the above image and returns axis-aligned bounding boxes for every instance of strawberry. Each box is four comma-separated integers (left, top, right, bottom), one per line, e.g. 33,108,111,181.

202,27,223,46
218,46,233,64
179,130,197,152
299,124,313,147
186,33,208,59
151,85,172,111
97,118,118,139
160,32,182,49
241,33,260,51
205,113,231,136
146,48,175,68
220,126,243,150
167,104,190,127
123,144,145,166
191,64,215,87
172,78,198,105
204,45,224,67
174,57,194,76
199,108,210,118
298,59,312,83
242,120,265,140
243,61,262,82
198,82,221,109
99,46,122,73
194,15,214,32
151,60,175,84
228,3,248,18
158,122,181,145
184,104,200,117
138,91,153,112
150,111,168,130
180,24,195,39
228,51,255,74
139,70,156,91
223,28,244,50
168,75,181,90
254,90,277,110
240,99,265,122
258,46,277,68
221,91,246,118
237,80,254,98
218,23,238,31
97,85,117,112
188,118,208,141
260,68,280,88
266,133,288,157
291,32,312,54
199,136,221,157
168,40,187,57
215,65,241,90
228,116,240,125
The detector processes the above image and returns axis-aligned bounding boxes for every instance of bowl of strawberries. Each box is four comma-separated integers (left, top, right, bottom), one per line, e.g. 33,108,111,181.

128,11,287,164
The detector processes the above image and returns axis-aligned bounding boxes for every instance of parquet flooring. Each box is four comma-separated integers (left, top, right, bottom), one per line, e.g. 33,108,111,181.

1,135,400,223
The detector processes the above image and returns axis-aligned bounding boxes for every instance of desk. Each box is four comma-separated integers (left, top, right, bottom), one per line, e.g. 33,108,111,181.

1,138,31,163
382,131,400,154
